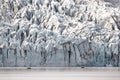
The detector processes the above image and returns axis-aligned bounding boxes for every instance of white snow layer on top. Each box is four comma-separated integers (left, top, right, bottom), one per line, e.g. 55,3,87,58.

0,0,120,67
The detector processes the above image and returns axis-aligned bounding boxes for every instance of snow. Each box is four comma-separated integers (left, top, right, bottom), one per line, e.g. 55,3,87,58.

0,0,120,67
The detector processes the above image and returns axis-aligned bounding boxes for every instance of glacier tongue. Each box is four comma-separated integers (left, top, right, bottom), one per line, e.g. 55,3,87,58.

0,0,120,67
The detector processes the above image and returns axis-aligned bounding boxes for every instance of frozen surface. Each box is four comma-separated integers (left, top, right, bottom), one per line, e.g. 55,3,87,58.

0,0,120,67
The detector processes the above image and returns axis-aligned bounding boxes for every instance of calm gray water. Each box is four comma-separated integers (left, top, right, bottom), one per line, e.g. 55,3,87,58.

0,68,120,80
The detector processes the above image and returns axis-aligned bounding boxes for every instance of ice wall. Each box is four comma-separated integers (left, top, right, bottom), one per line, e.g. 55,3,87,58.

0,0,120,67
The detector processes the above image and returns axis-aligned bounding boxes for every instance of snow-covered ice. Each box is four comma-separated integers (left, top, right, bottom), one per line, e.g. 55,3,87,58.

0,0,120,67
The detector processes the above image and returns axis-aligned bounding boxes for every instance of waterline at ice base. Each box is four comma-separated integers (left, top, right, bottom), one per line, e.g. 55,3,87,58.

0,0,120,67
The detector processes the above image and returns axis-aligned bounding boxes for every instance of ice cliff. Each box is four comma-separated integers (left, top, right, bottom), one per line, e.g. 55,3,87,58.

0,0,120,67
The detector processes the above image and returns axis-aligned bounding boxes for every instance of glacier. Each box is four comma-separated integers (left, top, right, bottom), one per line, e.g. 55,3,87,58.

0,0,120,67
